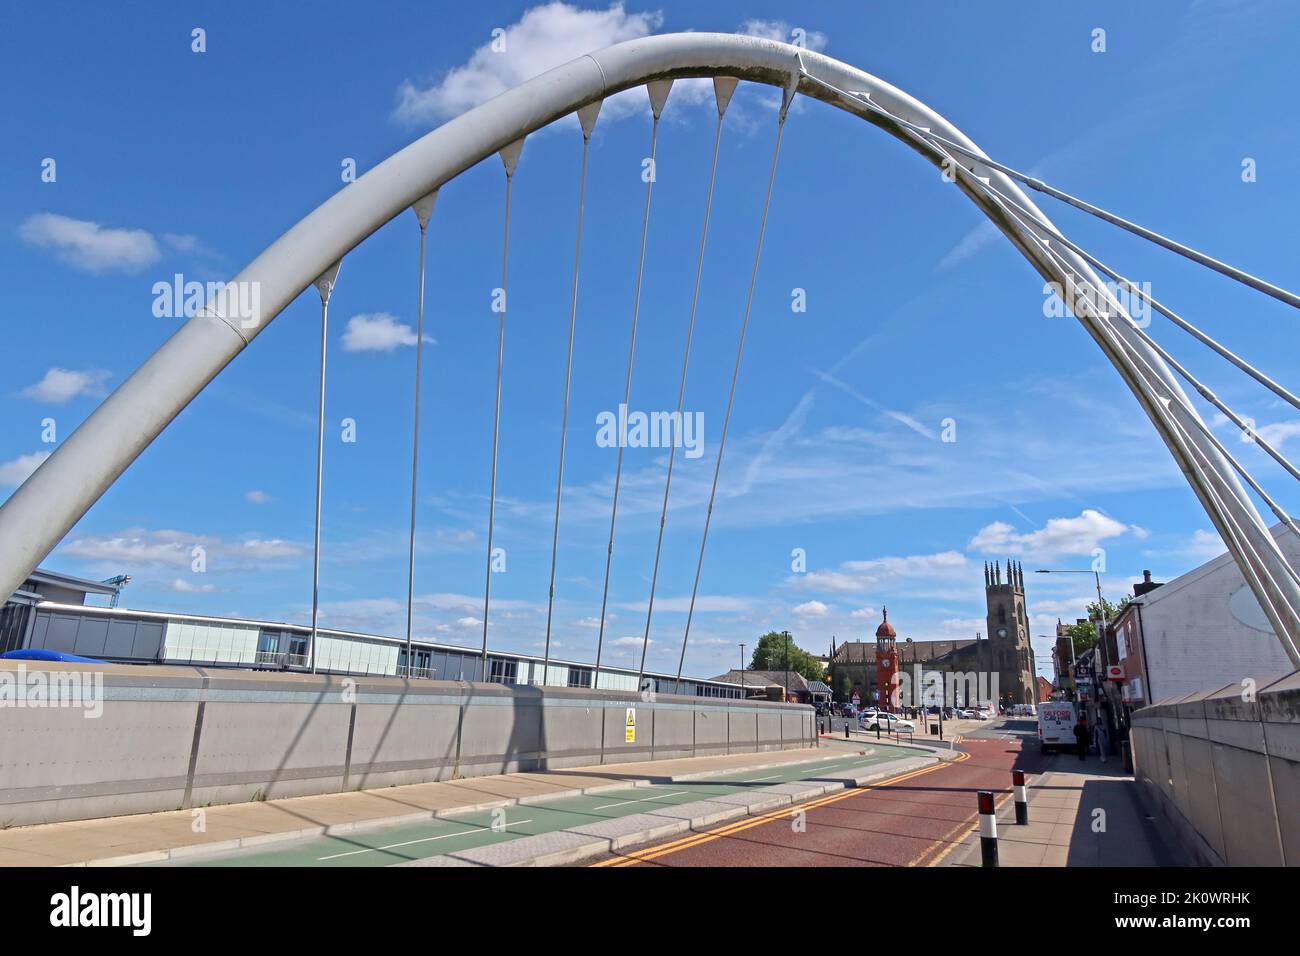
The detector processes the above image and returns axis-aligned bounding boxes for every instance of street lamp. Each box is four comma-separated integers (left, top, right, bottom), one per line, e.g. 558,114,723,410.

782,630,792,704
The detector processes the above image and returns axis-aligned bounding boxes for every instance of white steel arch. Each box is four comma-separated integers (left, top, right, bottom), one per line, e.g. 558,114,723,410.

2,32,1297,665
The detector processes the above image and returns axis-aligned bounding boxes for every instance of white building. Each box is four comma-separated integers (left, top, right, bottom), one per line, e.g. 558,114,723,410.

1124,523,1298,704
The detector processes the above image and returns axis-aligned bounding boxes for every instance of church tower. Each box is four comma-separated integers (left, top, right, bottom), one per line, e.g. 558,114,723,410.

983,560,1035,705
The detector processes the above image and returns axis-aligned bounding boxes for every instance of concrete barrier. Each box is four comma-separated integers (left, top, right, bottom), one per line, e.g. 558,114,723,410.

0,662,815,827
1130,669,1298,866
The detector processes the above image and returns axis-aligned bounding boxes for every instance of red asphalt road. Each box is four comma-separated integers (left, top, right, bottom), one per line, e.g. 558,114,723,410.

599,735,1048,867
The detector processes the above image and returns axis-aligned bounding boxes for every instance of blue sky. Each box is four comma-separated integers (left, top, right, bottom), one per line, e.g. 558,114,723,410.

4,0,1299,680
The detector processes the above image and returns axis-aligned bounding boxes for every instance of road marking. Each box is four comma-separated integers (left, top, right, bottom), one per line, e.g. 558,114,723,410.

594,754,968,867
316,819,533,861
591,791,688,811
923,790,1015,867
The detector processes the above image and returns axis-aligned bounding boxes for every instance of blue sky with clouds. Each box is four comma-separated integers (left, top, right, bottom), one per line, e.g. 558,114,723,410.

4,0,1299,680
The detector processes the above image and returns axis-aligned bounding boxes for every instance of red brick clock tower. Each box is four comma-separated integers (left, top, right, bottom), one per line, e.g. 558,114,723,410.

875,608,900,712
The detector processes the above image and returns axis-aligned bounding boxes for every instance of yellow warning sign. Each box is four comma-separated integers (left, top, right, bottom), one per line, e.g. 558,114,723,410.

625,707,636,743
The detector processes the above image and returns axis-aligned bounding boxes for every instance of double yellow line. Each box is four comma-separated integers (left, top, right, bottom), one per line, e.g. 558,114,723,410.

594,751,970,867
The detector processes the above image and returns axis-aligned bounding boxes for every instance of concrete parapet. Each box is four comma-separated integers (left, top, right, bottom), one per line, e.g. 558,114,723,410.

1130,669,1296,866
0,662,813,827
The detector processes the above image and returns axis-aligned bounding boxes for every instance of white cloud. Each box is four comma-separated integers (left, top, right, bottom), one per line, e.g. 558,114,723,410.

21,368,111,404
341,313,431,352
392,6,831,130
614,595,751,613
738,19,827,50
245,490,273,504
793,600,830,617
0,452,50,487
168,577,216,593
19,213,160,273
60,528,306,570
1180,529,1226,561
969,509,1134,559
160,232,218,258
239,539,302,559
394,3,663,125
1255,420,1300,448
793,551,968,594
849,606,878,619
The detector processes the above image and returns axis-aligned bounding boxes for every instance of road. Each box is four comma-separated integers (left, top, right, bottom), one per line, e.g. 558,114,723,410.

591,717,1048,867
179,745,925,867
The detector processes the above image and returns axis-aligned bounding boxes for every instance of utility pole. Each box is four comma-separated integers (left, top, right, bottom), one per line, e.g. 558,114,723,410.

739,642,746,698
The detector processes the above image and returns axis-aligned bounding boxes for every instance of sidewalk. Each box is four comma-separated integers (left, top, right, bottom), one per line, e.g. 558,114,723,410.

941,751,1184,867
0,745,863,867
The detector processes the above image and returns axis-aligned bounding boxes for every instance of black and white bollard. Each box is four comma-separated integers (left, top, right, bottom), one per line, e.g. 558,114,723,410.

1012,770,1029,825
977,790,998,867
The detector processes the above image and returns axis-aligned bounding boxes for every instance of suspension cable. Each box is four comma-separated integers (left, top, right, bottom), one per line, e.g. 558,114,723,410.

1046,241,1300,608
635,81,734,690
678,78,797,683
594,81,671,691
308,260,341,675
801,62,1300,663
904,127,1300,415
404,192,437,678
796,65,1300,312
933,134,1300,535
923,131,1300,653
1029,229,1300,540
481,139,524,680
970,166,1300,498
542,103,602,688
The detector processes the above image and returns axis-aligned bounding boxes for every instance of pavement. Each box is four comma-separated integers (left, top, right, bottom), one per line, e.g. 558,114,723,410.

0,741,929,867
940,747,1185,867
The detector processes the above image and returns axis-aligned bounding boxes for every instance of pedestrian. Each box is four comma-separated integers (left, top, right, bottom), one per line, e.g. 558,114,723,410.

1073,718,1089,761
1095,720,1110,764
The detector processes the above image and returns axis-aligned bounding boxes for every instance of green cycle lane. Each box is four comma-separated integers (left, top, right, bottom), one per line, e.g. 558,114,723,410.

182,744,926,867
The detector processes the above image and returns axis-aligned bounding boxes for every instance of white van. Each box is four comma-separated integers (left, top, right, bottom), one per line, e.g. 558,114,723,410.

1038,701,1077,752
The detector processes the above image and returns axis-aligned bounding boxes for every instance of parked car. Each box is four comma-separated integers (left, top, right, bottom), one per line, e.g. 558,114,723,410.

860,711,915,733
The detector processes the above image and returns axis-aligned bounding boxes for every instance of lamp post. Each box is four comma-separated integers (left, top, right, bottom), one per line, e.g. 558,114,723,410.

782,630,792,704
739,642,746,699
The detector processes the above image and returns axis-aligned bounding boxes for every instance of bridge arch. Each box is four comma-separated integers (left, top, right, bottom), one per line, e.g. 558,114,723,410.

2,32,1296,662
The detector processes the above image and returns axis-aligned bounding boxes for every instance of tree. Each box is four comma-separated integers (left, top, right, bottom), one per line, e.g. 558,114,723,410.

750,631,823,682
1064,597,1131,657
